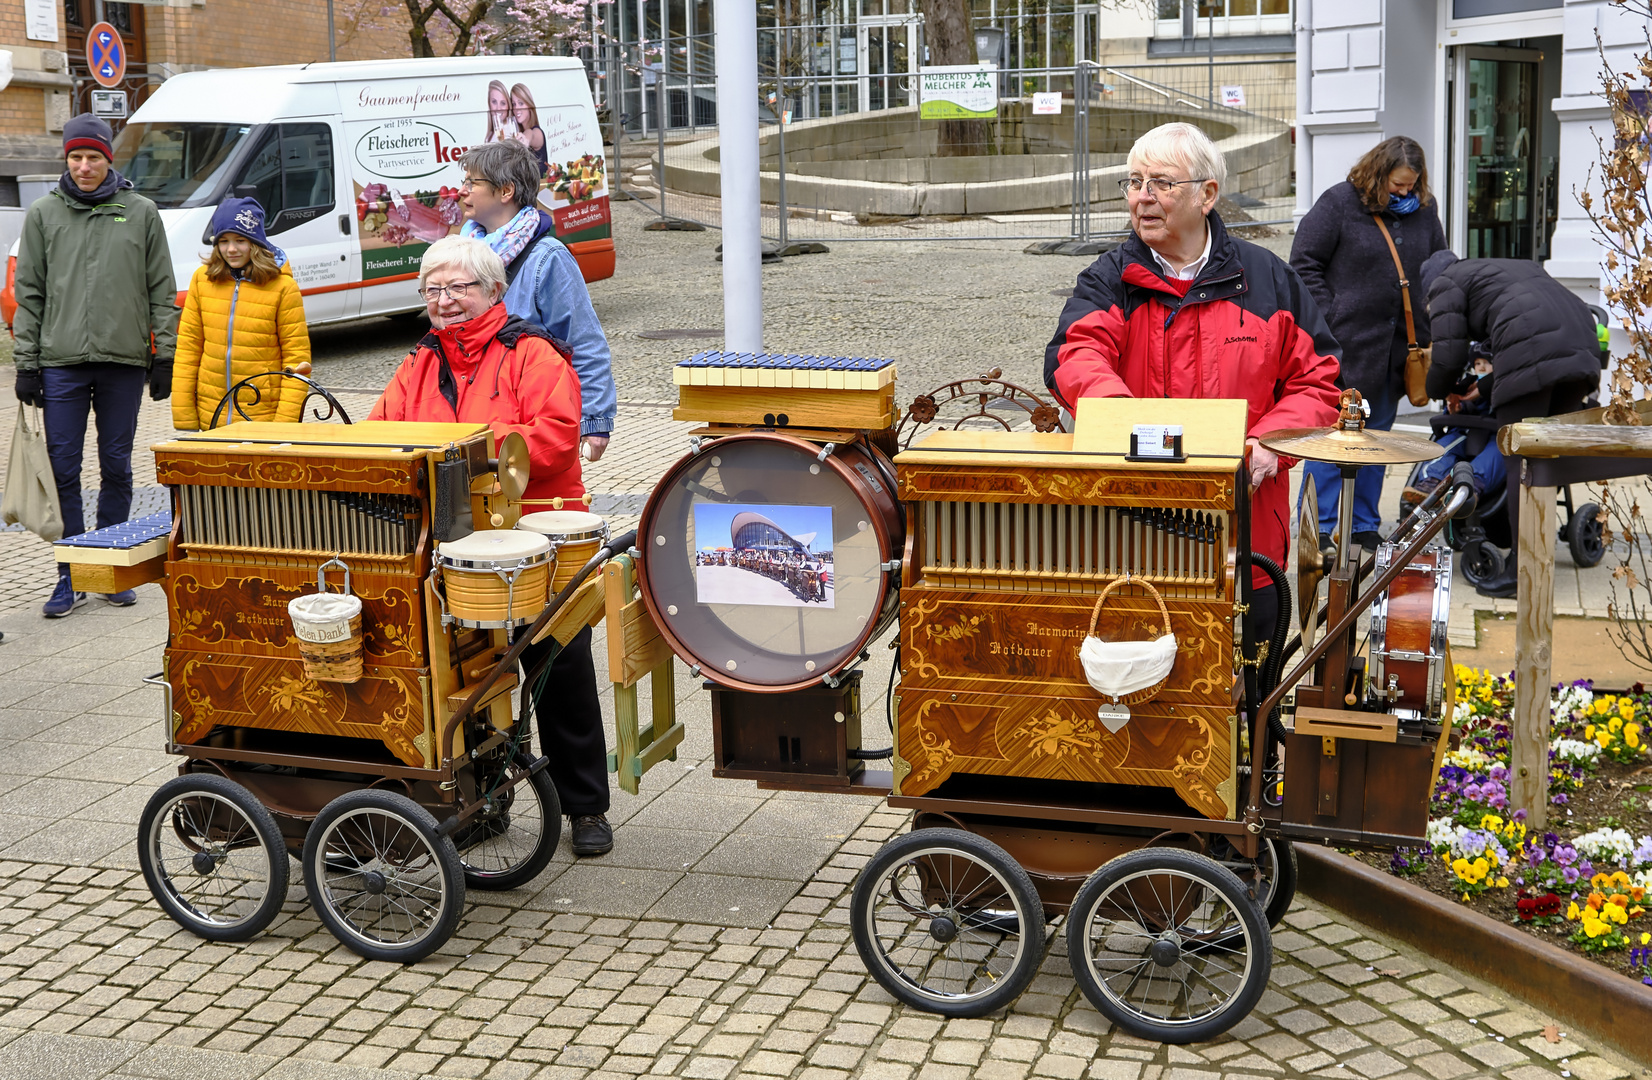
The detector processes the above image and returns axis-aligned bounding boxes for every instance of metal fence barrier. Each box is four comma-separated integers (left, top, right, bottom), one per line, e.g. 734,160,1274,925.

606,58,1295,247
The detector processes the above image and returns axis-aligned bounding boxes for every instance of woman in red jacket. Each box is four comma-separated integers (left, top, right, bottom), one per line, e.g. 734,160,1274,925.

370,236,617,861
370,235,582,503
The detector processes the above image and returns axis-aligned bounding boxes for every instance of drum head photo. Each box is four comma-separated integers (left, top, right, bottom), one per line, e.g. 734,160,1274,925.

693,503,834,609
640,434,902,692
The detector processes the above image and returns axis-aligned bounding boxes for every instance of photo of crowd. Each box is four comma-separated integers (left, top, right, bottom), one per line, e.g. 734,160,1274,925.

693,505,835,608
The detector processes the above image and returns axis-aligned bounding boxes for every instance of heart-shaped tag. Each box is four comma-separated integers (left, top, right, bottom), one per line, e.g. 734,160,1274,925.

1097,702,1131,733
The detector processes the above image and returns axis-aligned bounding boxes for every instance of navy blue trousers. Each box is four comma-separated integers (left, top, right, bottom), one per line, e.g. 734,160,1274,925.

41,363,146,543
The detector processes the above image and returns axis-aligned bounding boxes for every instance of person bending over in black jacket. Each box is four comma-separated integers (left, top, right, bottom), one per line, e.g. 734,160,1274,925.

1419,251,1602,599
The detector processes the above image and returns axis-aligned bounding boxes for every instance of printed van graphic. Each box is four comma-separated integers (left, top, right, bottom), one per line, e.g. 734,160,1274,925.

345,75,610,281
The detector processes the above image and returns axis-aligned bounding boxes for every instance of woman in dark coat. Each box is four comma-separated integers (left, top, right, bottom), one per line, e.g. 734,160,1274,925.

1290,137,1449,553
1420,250,1603,597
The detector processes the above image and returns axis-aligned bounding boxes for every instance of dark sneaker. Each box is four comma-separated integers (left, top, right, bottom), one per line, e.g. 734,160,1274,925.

570,814,613,857
102,590,137,607
43,576,86,618
1353,531,1382,553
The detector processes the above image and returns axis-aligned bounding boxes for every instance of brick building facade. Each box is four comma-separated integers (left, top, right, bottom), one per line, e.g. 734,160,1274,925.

0,0,421,201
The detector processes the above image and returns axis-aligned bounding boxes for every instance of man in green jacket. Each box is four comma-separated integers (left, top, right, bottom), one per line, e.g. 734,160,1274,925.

13,114,177,617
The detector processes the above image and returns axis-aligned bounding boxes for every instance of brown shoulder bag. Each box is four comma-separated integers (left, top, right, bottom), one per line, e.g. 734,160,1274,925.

1374,215,1432,407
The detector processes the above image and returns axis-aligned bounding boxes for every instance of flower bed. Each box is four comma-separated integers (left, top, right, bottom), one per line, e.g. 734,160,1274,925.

1359,669,1652,983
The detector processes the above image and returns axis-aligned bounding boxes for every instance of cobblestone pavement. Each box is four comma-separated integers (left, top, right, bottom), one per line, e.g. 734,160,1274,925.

0,200,1646,1079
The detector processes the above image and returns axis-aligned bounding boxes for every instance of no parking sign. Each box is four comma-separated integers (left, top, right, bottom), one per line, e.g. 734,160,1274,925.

86,22,126,89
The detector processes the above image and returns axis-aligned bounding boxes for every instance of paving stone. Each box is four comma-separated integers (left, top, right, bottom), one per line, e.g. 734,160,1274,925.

1517,1035,1572,1062
1423,1020,1486,1048
1286,1052,1336,1073
1273,1010,1332,1035
1480,1011,1544,1039
1344,1051,1408,1079
1408,1058,1476,1080
1388,1000,1450,1026
1087,1063,1142,1080
1306,924,1362,945
1461,1041,1531,1069
1308,1028,1371,1055
1406,974,1465,998
1439,993,1501,1018
1563,1057,1630,1080
1324,1001,1383,1026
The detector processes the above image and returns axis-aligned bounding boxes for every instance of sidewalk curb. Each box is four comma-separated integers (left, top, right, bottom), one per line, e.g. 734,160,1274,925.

1297,843,1652,1065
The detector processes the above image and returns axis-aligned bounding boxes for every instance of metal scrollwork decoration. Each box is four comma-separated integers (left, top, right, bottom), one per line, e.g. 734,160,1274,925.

209,368,355,430
896,367,1068,450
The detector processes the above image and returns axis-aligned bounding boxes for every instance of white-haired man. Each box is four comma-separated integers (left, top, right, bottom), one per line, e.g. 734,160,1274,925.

1044,122,1342,643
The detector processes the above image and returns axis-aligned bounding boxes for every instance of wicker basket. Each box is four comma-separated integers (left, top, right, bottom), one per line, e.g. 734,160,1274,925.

1081,574,1176,708
288,557,364,683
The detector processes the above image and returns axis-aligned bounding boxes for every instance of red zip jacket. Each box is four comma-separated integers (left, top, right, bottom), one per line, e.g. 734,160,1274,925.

369,302,584,504
1044,212,1342,587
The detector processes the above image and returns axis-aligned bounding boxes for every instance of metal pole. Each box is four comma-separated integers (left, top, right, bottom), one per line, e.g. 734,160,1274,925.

611,42,624,198
1208,11,1215,105
717,0,764,351
776,77,789,249
327,0,337,62
657,70,668,218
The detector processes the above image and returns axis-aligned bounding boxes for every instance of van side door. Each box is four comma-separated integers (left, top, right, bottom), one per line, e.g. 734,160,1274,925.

230,121,359,324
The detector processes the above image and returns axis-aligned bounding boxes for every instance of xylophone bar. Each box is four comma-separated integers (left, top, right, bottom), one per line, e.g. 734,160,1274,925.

673,351,897,390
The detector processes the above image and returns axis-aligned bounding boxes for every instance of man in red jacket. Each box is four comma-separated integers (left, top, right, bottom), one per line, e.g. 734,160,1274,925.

1045,122,1342,645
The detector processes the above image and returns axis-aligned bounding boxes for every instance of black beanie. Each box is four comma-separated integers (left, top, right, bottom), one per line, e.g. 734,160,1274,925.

63,114,114,160
1419,249,1459,302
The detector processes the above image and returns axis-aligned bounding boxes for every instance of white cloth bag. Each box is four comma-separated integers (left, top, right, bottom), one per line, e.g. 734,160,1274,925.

1079,575,1178,732
1,404,63,542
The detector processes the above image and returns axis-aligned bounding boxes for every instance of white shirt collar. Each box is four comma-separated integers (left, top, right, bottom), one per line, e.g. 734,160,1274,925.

1150,225,1213,282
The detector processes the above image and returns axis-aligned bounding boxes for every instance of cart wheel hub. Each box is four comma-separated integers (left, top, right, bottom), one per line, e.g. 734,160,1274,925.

191,851,217,875
928,915,959,943
362,870,388,895
1150,938,1182,967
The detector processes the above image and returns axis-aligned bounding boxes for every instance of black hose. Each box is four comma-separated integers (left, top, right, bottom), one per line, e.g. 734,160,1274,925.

1248,552,1293,748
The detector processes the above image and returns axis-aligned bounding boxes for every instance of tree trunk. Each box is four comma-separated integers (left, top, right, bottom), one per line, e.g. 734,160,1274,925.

919,0,990,157
404,0,494,57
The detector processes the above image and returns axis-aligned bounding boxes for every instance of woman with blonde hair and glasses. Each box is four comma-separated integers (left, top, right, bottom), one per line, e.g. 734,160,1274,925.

1291,135,1448,556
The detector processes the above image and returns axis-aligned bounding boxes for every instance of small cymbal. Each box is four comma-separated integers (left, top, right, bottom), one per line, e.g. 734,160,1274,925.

1260,425,1446,465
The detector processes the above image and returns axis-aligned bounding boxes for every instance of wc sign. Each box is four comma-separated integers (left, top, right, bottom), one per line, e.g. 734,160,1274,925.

1221,85,1246,109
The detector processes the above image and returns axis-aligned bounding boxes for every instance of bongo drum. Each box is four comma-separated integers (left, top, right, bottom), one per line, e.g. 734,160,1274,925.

437,530,551,628
516,510,610,593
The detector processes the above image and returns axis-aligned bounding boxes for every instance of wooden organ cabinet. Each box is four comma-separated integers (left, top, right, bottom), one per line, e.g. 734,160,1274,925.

890,401,1247,820
153,422,509,772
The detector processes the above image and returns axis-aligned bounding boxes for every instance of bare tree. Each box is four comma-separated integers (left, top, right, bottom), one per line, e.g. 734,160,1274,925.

1579,0,1652,426
403,0,495,57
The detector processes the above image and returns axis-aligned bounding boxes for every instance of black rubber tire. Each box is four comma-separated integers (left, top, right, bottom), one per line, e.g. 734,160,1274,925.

456,751,561,891
302,789,464,963
1461,541,1504,588
138,773,289,942
850,827,1046,1017
1569,503,1606,568
1066,848,1271,1044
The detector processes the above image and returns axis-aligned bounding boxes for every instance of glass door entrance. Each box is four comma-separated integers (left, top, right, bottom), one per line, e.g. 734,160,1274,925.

858,17,920,111
1450,46,1542,259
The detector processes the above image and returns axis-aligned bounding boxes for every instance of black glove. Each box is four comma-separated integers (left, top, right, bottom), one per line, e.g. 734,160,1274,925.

14,369,43,408
148,359,173,402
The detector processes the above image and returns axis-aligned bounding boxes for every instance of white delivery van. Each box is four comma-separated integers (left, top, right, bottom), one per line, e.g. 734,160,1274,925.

3,56,613,328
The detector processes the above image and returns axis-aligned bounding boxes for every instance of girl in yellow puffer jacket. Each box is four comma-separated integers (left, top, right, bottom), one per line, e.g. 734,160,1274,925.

172,197,311,430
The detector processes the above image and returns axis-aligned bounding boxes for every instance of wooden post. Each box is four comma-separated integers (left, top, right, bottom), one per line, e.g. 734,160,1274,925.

1511,458,1555,828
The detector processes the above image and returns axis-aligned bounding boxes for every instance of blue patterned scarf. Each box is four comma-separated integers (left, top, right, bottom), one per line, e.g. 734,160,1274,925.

461,205,540,265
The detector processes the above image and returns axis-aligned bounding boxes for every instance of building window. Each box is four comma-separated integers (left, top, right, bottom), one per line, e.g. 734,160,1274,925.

1156,0,1291,36
64,0,82,28
107,2,133,34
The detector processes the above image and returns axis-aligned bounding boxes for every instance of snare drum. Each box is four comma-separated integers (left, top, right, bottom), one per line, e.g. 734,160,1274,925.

517,510,610,592
638,432,903,693
437,530,551,628
1369,542,1453,718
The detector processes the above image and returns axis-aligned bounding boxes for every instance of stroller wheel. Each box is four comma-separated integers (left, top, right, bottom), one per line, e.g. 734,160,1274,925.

1461,541,1505,588
1569,503,1606,568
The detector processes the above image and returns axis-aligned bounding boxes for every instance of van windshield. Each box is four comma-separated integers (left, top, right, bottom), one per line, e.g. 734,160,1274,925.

111,122,255,209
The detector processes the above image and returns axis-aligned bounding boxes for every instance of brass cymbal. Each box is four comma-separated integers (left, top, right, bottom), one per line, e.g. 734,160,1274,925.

1260,425,1446,465
1296,482,1323,651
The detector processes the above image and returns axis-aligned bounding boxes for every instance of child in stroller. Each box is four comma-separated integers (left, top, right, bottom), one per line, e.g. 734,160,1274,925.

1402,345,1506,503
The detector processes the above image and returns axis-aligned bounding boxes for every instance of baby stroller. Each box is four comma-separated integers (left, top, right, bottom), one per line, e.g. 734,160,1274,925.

1397,312,1612,586
1397,412,1604,586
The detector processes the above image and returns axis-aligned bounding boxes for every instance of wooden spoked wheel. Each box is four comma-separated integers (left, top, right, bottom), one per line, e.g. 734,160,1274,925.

850,828,1046,1017
454,748,561,891
302,790,464,963
138,774,288,942
1066,848,1271,1043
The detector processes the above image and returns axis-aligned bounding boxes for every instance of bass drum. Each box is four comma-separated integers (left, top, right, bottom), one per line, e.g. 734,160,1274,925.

639,432,904,692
